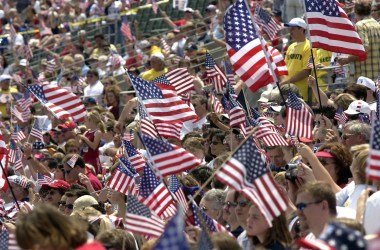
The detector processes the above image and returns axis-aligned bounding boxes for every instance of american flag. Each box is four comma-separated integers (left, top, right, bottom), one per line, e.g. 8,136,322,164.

153,68,195,96
13,150,23,171
122,139,146,172
11,125,26,142
169,175,188,212
9,140,18,163
9,24,17,45
254,126,288,147
66,154,79,168
123,129,134,141
138,103,159,138
224,0,274,92
160,37,171,56
297,222,366,250
0,230,20,250
214,135,287,225
11,106,25,122
138,164,175,218
146,0,158,14
253,5,282,40
304,0,366,61
107,158,139,196
191,202,232,235
110,50,121,67
155,123,182,140
211,93,224,114
268,45,288,77
228,94,246,128
251,108,275,129
139,133,201,177
37,173,53,185
30,120,43,141
152,206,188,250
125,195,165,238
376,87,380,120
11,90,32,111
0,131,8,192
18,44,33,61
367,119,380,181
129,74,198,124
27,83,87,122
205,52,227,93
224,62,236,85
285,91,314,139
121,15,133,41
334,108,348,126
46,58,56,73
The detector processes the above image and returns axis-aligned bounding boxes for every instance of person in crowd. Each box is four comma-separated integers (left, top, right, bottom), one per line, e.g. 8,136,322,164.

83,69,104,102
281,18,312,103
246,204,292,249
223,189,244,238
76,111,105,176
266,146,288,172
41,179,70,208
296,181,337,238
199,189,226,224
337,0,380,81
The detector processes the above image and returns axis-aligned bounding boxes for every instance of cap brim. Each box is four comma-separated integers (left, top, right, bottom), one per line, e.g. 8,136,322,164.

315,151,334,158
344,109,359,115
299,137,314,143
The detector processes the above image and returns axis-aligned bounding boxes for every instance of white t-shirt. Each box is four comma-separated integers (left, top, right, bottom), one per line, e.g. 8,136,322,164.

364,191,380,234
336,182,376,210
84,80,104,99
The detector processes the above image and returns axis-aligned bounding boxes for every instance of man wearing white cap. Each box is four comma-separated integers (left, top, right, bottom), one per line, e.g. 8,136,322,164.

356,76,377,111
0,74,17,117
281,18,312,103
140,52,168,81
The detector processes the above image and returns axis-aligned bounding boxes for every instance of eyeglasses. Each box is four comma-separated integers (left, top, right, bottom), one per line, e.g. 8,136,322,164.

295,200,323,211
224,201,237,208
236,200,249,207
65,204,74,210
58,201,66,206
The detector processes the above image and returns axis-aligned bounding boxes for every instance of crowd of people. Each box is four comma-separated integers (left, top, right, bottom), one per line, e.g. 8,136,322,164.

0,0,380,249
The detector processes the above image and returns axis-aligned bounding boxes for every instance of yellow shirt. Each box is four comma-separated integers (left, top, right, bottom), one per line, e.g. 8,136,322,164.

140,68,168,81
310,48,332,88
0,87,18,117
285,39,311,101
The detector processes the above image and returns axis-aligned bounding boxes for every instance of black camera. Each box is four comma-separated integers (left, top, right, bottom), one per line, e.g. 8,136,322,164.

285,163,298,182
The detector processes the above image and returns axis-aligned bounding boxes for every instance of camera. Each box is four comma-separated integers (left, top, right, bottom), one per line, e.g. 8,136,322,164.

285,163,298,182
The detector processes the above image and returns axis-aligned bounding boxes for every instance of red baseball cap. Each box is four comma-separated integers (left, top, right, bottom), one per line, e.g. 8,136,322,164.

42,180,70,191
58,120,76,130
315,149,334,158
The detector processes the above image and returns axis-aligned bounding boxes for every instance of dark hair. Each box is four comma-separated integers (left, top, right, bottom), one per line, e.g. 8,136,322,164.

355,0,372,16
63,154,86,168
87,69,99,78
298,181,337,216
344,85,367,101
188,165,213,190
317,142,353,186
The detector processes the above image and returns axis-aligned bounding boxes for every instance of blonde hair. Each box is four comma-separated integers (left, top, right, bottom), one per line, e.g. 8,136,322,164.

351,148,369,184
334,93,357,110
87,111,106,133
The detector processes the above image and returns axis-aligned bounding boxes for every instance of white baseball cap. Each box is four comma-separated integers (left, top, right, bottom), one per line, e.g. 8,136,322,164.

344,100,371,115
356,76,376,92
0,74,12,82
19,59,29,66
285,18,307,29
258,90,271,103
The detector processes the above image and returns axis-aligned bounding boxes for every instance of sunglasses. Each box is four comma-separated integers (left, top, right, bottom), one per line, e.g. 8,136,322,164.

211,141,222,145
65,204,74,210
236,200,249,207
58,201,66,206
224,201,237,208
295,200,323,211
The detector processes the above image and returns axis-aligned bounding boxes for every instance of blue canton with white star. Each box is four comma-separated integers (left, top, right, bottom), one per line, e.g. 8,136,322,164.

233,137,267,183
205,52,216,69
141,134,173,156
139,164,160,198
127,195,152,217
169,175,181,193
256,6,272,23
122,141,140,159
372,120,380,150
287,91,303,110
128,73,163,100
192,203,217,232
28,84,48,104
153,75,171,86
305,0,340,17
224,0,258,51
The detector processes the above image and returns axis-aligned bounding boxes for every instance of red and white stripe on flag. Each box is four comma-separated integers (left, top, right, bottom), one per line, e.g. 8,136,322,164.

139,183,174,217
211,94,224,114
155,123,182,140
367,119,380,180
305,0,366,61
268,45,288,77
254,126,288,147
165,68,195,96
0,132,8,192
